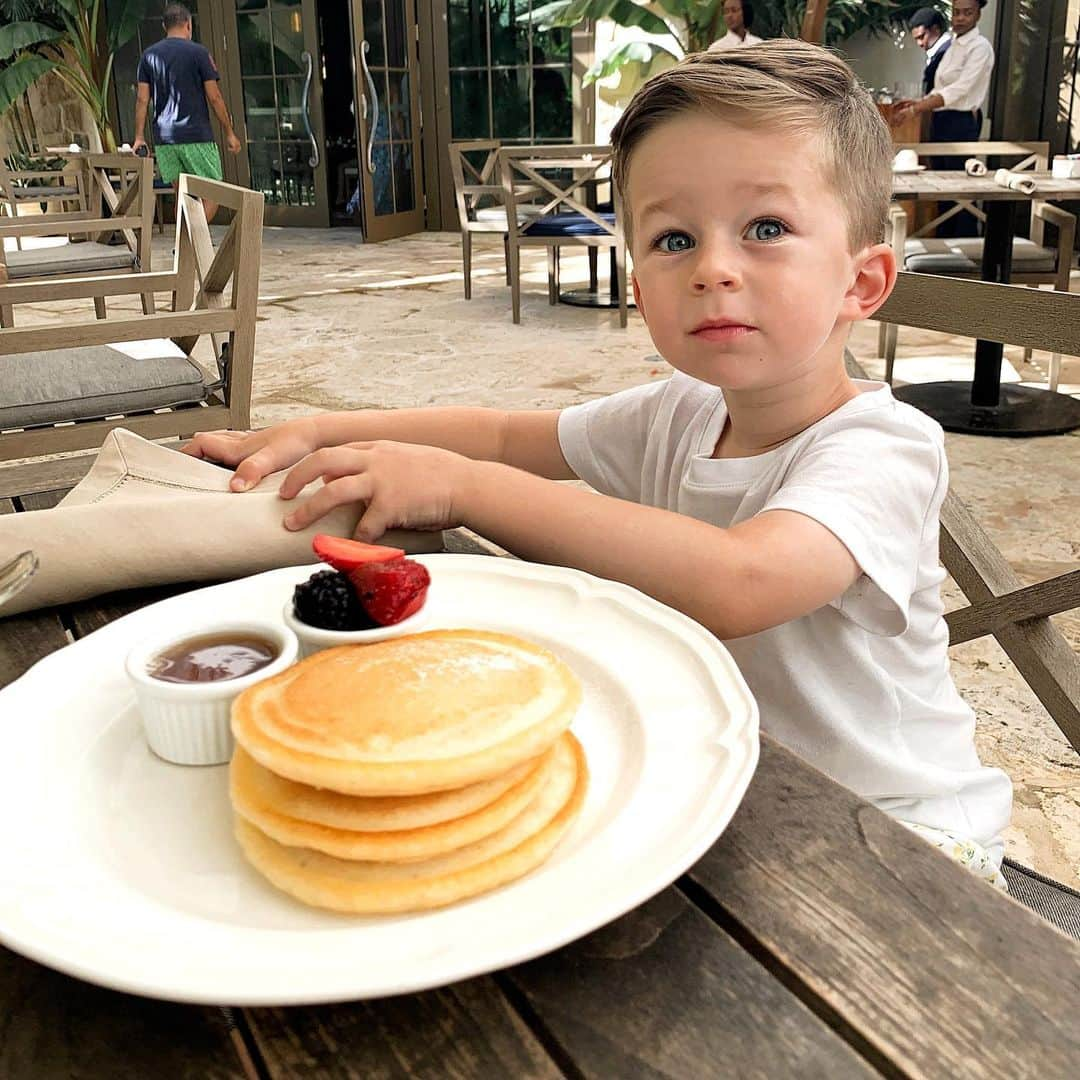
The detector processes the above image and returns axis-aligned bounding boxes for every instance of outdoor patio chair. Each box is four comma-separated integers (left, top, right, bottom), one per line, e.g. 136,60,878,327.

0,152,155,324
448,139,545,299
0,175,264,497
499,144,628,327
881,142,1075,388
864,272,1080,938
0,152,87,245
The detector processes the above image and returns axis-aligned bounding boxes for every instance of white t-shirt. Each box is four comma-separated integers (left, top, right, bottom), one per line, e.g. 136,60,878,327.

558,373,1012,859
708,31,764,51
934,27,994,113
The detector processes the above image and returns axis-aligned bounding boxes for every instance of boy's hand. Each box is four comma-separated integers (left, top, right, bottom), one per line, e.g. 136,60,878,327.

182,418,321,490
278,441,472,541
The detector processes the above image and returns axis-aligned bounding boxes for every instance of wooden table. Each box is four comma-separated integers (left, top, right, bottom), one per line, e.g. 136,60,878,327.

4,494,1080,1077
890,170,1080,436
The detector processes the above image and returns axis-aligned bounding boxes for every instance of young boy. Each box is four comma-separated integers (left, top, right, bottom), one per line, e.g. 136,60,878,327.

185,41,1012,883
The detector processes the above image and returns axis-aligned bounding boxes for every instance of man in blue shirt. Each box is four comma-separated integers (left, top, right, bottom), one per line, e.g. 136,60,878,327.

133,2,242,223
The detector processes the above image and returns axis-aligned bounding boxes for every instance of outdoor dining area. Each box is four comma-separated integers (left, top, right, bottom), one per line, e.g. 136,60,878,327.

1,0,1080,1075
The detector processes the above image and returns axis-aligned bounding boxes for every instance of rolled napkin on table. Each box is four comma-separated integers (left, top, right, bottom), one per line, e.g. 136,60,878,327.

964,158,988,176
993,168,1037,195
0,428,443,617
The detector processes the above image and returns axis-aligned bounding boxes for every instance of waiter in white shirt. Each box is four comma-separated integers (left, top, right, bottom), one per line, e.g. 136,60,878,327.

707,1,763,51
894,0,994,234
908,7,951,97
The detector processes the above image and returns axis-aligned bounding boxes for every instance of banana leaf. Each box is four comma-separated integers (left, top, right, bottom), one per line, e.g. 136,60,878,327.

585,38,681,86
524,0,672,38
0,20,63,63
0,54,56,117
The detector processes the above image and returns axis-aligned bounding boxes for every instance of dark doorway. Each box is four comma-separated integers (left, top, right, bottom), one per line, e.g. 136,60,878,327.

317,0,363,225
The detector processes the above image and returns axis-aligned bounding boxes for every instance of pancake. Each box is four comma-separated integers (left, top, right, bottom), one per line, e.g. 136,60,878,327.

231,629,581,796
234,733,587,914
228,746,539,833
229,739,557,861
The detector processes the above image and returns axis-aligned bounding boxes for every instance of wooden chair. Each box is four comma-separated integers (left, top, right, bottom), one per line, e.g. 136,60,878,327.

864,272,1080,935
0,175,264,496
882,142,1075,388
0,152,155,324
0,153,87,240
499,144,628,327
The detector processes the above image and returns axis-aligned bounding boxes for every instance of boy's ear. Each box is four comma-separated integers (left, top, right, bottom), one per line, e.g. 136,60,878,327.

840,242,897,323
631,272,647,324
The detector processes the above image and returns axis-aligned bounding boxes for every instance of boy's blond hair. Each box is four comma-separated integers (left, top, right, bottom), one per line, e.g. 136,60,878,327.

610,40,893,252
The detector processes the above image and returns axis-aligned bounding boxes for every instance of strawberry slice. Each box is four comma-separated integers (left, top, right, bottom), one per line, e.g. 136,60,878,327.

312,534,404,573
348,559,431,626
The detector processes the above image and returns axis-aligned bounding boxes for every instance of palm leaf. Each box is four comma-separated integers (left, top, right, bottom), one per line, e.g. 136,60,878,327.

0,20,63,63
106,0,148,52
584,39,681,85
0,53,56,117
524,0,672,38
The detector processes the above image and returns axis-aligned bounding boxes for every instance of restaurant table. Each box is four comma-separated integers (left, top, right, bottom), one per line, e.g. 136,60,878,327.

890,170,1080,436
4,495,1080,1078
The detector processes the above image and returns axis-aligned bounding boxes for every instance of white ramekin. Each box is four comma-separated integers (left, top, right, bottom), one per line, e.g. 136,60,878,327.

125,618,298,765
283,593,429,658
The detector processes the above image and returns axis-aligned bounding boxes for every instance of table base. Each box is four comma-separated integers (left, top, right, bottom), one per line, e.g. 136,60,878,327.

558,288,636,310
894,381,1080,436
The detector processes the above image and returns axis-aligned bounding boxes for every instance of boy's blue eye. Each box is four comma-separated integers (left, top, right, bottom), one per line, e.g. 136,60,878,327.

655,231,694,253
746,218,787,242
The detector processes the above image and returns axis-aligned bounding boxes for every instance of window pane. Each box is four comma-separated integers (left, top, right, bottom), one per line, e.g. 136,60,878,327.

532,25,570,64
450,70,489,138
362,0,385,66
490,0,528,66
393,143,415,213
237,11,273,75
280,141,316,205
533,65,571,140
247,141,282,203
384,0,406,67
276,76,306,139
491,67,530,140
448,0,487,68
374,69,390,141
243,78,279,141
270,4,305,75
388,69,411,140
236,0,268,9
373,142,394,214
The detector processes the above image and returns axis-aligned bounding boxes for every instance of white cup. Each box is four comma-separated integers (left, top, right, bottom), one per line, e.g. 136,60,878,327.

894,149,919,171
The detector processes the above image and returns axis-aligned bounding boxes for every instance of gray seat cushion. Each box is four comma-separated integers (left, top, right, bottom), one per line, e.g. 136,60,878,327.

0,341,207,429
905,237,1057,275
11,185,80,199
4,242,136,279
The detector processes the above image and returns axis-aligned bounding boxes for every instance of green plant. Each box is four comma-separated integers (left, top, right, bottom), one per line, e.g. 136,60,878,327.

0,0,146,152
524,1,938,102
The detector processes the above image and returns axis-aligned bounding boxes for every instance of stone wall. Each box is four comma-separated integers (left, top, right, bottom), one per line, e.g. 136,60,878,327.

0,55,95,158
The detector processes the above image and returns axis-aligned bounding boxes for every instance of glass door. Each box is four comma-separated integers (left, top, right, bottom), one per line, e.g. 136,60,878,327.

226,0,330,226
351,0,424,241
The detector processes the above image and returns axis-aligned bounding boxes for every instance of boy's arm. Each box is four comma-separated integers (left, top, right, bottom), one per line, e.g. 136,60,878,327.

460,463,859,639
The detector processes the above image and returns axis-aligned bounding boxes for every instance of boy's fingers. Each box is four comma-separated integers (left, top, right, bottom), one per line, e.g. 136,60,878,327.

283,475,373,531
278,447,367,500
353,506,389,544
230,445,282,491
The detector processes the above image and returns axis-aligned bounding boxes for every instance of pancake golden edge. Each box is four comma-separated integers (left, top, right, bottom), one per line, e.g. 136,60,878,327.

228,746,538,832
234,733,588,914
231,629,582,796
230,740,557,862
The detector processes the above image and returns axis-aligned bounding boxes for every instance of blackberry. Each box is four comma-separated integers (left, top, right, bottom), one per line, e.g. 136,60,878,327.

292,570,377,631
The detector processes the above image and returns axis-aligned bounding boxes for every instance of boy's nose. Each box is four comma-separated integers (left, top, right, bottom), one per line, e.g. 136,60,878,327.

690,248,741,292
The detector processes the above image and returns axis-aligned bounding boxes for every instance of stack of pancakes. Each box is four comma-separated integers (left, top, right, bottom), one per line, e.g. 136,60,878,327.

230,628,587,914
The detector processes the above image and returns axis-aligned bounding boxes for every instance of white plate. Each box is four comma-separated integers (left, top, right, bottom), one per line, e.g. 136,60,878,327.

0,555,758,1005
892,164,927,174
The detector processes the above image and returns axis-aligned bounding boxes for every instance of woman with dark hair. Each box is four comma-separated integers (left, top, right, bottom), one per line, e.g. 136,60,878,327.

708,0,763,51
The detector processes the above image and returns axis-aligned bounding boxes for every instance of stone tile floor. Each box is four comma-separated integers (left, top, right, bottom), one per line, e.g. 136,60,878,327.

9,225,1080,885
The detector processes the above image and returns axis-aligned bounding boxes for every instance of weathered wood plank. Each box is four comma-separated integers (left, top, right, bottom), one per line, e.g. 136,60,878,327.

243,978,562,1080
0,947,251,1080
946,569,1080,644
504,887,878,1079
691,736,1080,1080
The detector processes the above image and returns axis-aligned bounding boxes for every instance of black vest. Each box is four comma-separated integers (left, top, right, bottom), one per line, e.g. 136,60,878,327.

923,36,952,95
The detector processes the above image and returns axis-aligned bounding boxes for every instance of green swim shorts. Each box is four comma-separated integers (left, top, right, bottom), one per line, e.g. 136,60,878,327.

155,141,223,184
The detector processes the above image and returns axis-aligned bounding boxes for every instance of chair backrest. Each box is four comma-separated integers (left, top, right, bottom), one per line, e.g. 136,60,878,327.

498,144,621,240
0,152,87,218
893,140,1050,172
0,176,264,491
868,272,1080,750
448,140,504,229
0,152,154,285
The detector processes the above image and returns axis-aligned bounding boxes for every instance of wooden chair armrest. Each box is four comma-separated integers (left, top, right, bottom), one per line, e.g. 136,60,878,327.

1033,201,1076,232
1033,202,1076,290
0,215,144,238
0,270,176,305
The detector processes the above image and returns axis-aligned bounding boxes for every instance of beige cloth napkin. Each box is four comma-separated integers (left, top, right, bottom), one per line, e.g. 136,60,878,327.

993,168,1037,195
964,158,988,177
0,428,443,616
